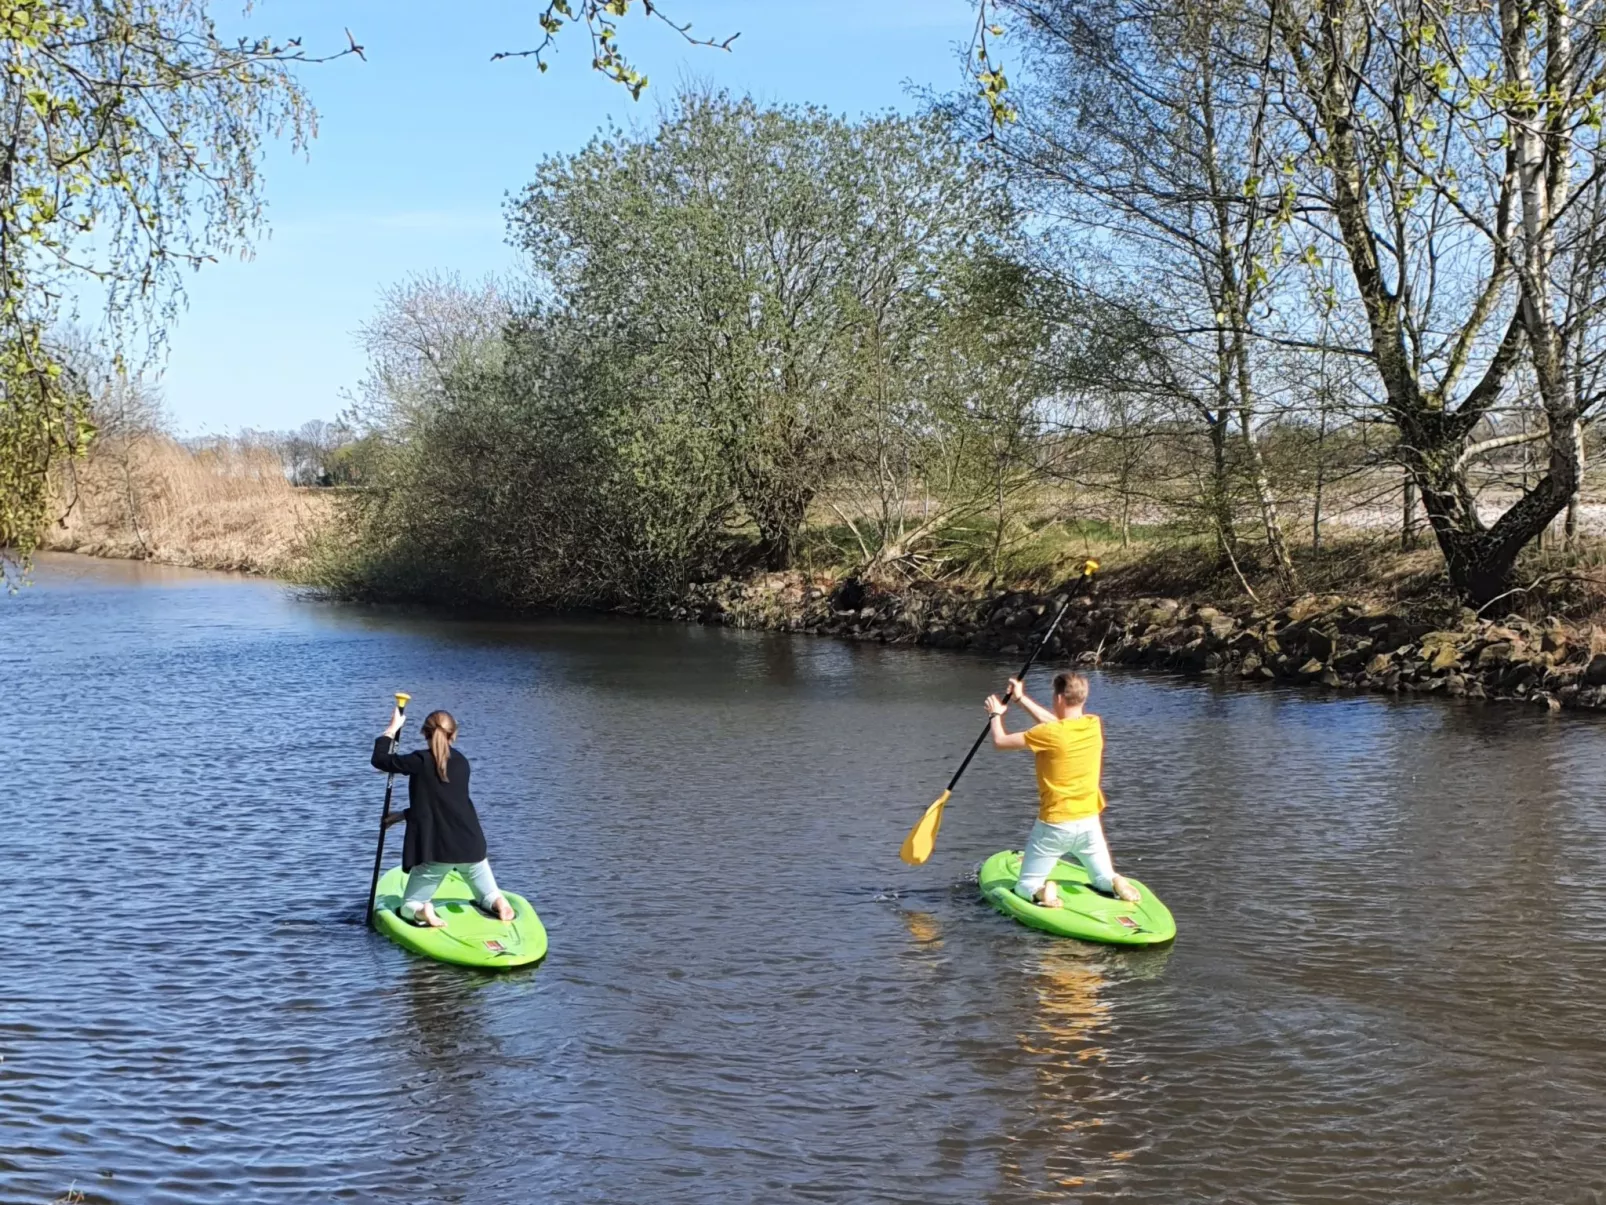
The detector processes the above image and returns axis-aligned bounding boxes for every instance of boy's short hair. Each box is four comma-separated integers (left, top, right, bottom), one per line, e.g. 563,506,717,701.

1053,672,1090,705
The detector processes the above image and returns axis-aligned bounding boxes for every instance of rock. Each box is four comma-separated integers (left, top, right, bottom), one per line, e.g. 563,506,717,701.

830,577,868,612
1586,654,1606,686
1306,627,1337,662
1476,641,1518,668
1365,652,1394,676
1296,657,1324,680
1143,600,1181,626
1445,674,1467,697
1429,645,1462,673
1319,669,1342,688
1284,593,1344,623
1332,647,1367,673
1502,661,1539,692
1240,654,1263,677
1540,617,1568,654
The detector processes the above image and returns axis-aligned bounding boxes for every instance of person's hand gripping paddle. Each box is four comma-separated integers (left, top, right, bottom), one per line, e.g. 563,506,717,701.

899,562,1097,866
366,691,411,928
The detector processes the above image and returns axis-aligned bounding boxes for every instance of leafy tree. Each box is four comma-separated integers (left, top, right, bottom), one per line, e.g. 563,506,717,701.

0,0,350,580
512,91,1012,570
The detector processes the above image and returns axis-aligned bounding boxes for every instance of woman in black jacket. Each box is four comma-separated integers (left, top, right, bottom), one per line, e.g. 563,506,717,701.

371,706,514,928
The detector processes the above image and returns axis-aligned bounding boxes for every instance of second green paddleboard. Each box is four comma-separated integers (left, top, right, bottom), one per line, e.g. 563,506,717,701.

978,849,1175,946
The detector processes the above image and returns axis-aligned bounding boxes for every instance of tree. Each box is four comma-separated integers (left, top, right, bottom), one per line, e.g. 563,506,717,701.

0,0,351,580
964,0,1302,592
511,91,1012,570
1263,0,1606,603
502,1,737,97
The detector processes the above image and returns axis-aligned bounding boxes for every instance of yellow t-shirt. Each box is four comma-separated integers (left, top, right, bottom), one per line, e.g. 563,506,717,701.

1022,715,1106,824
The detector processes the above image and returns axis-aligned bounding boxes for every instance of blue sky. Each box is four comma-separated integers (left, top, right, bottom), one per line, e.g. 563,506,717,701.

159,0,978,435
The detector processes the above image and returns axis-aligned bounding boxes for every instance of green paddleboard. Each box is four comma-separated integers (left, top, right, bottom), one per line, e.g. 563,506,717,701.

978,849,1176,946
372,867,548,969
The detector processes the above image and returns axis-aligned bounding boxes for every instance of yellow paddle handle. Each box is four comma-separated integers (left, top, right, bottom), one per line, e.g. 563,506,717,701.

394,691,412,712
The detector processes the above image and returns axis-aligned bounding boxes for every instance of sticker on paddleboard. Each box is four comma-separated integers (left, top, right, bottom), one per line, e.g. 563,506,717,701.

483,940,506,953
1116,916,1140,930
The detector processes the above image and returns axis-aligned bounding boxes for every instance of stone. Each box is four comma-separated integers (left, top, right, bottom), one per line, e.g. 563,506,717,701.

1285,593,1344,623
1445,674,1467,697
1332,647,1367,673
1319,669,1342,688
1306,627,1337,662
1365,652,1394,676
1240,654,1263,677
1476,641,1517,668
1585,655,1606,686
1296,657,1324,679
1429,645,1462,673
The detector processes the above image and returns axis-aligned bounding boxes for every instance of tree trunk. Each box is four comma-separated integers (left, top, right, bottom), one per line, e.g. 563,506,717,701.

1565,418,1584,549
1401,471,1417,551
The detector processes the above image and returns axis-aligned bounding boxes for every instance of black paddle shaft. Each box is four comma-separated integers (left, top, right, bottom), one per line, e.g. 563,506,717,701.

364,703,406,930
941,582,1085,794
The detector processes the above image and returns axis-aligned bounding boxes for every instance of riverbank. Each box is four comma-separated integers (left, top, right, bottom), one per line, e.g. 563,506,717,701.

33,461,1606,712
39,435,330,576
657,566,1606,712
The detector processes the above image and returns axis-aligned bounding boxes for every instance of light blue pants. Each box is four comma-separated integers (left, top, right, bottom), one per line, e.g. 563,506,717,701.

1013,816,1117,898
400,859,503,920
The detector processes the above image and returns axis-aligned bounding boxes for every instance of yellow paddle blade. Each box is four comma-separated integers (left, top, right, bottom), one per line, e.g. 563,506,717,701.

900,790,951,866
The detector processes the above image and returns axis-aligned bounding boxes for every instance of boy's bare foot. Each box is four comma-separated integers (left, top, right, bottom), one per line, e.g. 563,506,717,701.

1033,881,1063,909
1112,875,1141,904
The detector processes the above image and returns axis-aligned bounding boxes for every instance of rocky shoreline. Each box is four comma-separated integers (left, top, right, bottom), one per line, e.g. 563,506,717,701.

662,572,1606,712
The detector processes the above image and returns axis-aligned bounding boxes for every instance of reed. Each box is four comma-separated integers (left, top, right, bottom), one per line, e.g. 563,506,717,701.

40,433,332,576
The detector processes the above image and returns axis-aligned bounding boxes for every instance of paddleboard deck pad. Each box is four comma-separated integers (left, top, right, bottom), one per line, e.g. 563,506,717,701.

373,867,547,969
978,849,1176,946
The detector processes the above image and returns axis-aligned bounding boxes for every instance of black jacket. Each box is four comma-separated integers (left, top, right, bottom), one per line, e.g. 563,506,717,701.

371,737,489,870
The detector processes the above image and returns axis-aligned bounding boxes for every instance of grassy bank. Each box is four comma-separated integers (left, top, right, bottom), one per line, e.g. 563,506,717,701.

40,434,330,576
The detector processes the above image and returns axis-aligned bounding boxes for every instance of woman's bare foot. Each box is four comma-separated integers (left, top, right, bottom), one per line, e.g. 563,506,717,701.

488,895,515,923
1112,875,1141,904
1033,881,1064,909
407,902,447,928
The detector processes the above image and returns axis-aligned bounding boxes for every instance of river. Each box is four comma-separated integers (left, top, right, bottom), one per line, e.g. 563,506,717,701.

3,553,1605,1204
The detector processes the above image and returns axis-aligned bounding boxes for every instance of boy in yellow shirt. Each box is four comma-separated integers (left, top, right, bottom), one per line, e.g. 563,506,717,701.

984,671,1141,908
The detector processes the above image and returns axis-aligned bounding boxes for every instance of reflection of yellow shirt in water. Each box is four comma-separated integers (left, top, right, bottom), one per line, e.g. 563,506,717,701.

1023,715,1106,823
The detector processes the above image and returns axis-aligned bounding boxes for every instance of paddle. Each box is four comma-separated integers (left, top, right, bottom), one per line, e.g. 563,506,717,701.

899,561,1097,866
365,691,411,929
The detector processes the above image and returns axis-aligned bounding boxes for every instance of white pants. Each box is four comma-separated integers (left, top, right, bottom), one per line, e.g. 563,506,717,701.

1013,816,1116,898
400,859,503,920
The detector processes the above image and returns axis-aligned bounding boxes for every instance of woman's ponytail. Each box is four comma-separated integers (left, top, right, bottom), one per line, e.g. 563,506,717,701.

420,710,458,782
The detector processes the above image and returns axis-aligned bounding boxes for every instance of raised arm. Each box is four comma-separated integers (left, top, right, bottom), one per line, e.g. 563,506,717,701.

1007,678,1056,726
371,706,416,774
985,693,1029,750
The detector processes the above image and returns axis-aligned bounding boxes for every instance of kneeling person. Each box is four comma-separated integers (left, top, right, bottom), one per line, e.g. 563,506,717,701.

984,672,1141,908
371,706,515,928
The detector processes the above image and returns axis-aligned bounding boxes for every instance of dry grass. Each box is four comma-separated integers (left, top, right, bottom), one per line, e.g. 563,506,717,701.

40,434,333,576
